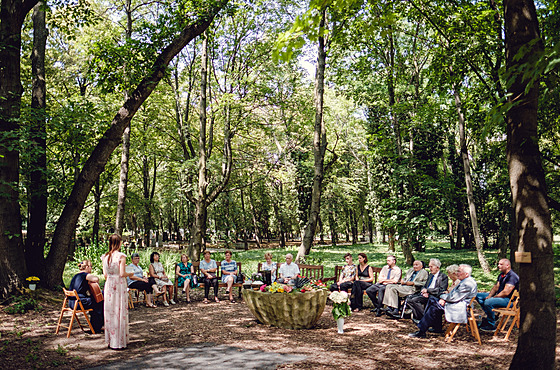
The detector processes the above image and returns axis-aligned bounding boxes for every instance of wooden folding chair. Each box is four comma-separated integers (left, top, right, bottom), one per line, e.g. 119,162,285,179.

55,289,95,338
445,296,481,344
128,288,147,309
493,290,520,341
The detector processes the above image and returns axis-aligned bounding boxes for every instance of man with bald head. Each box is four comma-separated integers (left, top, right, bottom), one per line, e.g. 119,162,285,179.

476,258,519,331
384,260,428,319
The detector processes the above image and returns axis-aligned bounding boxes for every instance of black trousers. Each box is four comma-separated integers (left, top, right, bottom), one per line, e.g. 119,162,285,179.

128,277,156,294
329,281,353,292
417,296,444,334
203,276,219,298
407,292,429,319
351,280,372,310
365,283,387,310
70,296,104,333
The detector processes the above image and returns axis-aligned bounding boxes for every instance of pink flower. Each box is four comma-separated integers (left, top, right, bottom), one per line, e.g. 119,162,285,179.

259,284,267,292
284,285,293,293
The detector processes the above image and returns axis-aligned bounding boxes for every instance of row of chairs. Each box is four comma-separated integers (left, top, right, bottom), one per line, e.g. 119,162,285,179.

55,287,521,341
444,290,520,344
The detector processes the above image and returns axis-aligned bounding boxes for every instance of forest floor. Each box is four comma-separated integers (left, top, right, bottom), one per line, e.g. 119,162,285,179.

1,288,559,369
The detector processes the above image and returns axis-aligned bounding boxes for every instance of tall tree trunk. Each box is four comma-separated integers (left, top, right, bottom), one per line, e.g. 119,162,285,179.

453,81,490,273
92,179,101,247
505,0,556,367
42,1,228,288
115,0,134,236
25,1,48,280
328,210,337,246
296,10,328,262
190,31,209,261
0,0,37,298
387,227,396,252
115,125,131,235
248,185,261,248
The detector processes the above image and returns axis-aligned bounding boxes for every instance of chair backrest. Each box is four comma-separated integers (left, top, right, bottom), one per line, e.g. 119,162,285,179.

63,288,79,299
297,264,324,280
467,296,476,316
505,290,520,310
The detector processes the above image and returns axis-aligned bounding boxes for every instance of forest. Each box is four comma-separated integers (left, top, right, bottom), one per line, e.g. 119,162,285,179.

0,0,558,367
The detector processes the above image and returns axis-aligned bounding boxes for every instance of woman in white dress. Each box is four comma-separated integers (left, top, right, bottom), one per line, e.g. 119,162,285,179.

102,234,134,350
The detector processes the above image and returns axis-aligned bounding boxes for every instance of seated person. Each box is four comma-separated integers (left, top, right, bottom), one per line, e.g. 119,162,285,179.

277,253,300,284
261,252,277,284
127,252,158,308
221,250,238,303
476,258,519,331
200,250,219,303
350,253,375,312
329,253,356,292
409,264,477,338
406,258,449,322
445,264,460,291
68,260,104,332
176,254,194,303
366,255,401,316
385,260,428,318
149,252,175,306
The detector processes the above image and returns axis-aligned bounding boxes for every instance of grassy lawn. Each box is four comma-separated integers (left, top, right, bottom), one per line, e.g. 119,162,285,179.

65,241,560,296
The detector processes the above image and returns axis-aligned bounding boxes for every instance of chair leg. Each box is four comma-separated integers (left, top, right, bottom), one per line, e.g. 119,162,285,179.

445,323,460,342
469,318,482,345
67,311,76,338
504,314,518,341
55,299,68,335
493,316,506,336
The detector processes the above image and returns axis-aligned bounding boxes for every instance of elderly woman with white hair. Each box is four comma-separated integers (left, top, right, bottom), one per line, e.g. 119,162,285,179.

277,253,300,284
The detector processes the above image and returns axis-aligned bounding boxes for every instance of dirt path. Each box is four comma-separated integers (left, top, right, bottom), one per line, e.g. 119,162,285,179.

0,289,557,369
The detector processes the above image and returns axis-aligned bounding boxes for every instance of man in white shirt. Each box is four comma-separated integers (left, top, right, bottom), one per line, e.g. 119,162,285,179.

366,255,402,316
277,253,300,284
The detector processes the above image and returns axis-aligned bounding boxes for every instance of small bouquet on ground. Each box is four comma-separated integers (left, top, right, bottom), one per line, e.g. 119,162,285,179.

26,276,40,283
329,291,351,320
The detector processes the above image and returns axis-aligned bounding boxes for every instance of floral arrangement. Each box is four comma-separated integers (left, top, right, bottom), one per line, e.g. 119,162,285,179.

258,276,326,294
251,272,263,282
26,276,40,282
329,291,351,320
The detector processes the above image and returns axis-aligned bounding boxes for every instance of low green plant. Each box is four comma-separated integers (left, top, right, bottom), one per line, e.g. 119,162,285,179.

25,352,38,363
4,295,42,314
55,344,68,356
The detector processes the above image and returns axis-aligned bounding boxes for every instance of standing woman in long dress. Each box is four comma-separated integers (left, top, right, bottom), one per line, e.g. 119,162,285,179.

102,234,133,350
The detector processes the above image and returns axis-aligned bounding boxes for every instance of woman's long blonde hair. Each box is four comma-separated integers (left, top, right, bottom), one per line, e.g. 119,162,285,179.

106,234,122,263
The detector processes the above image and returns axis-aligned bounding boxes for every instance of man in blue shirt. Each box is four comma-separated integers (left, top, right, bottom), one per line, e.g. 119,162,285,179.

476,258,519,331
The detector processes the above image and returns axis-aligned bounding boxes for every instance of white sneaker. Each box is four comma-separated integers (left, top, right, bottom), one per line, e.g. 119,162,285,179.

170,299,176,305
163,301,169,307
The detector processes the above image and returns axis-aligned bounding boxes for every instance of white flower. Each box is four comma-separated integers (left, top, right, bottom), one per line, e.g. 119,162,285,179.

329,291,349,304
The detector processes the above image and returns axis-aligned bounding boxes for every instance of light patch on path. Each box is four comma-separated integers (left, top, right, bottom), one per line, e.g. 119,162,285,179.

87,343,306,369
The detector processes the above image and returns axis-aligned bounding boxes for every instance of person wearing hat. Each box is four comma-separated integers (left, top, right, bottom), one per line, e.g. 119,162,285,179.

127,253,158,307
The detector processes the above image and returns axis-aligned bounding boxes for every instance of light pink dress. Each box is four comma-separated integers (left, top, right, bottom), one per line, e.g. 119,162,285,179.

102,251,129,349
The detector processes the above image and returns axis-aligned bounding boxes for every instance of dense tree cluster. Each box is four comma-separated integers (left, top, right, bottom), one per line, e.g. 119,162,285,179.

0,0,557,366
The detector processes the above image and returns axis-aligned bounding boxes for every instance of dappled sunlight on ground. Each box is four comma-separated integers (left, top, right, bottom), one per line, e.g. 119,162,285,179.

0,288,558,369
